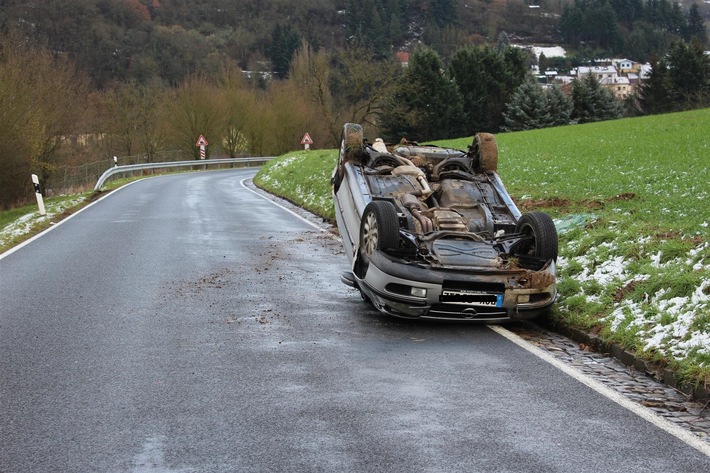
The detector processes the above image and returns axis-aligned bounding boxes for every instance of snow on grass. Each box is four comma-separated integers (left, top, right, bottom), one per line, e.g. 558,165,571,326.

0,197,85,249
254,150,336,219
558,229,710,367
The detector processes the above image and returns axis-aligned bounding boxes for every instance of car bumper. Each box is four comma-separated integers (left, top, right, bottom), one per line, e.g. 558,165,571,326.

348,251,557,322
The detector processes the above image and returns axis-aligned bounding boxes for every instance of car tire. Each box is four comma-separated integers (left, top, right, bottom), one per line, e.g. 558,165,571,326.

333,123,365,193
515,211,558,261
370,153,401,169
359,201,400,261
473,133,498,172
342,123,364,159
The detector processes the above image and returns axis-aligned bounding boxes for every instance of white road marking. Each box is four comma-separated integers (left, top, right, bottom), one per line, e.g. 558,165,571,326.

240,178,326,232
489,324,710,457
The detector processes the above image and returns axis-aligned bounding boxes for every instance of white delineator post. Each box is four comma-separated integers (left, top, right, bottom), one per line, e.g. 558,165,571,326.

31,174,46,216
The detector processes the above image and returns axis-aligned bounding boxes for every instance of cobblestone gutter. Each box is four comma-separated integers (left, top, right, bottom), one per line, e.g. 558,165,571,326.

508,322,710,444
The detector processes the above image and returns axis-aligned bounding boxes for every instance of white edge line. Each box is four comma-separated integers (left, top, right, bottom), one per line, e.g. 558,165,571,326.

240,178,325,232
489,324,710,457
0,180,142,262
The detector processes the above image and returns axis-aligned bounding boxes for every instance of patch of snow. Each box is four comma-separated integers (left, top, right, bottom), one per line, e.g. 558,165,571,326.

0,197,83,248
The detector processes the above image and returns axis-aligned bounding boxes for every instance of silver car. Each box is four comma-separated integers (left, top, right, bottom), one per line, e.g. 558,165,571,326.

331,123,558,322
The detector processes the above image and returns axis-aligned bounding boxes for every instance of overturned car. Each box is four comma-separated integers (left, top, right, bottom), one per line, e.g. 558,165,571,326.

331,123,558,322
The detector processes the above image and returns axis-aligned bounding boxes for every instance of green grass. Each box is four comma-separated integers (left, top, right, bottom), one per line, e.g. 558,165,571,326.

254,108,710,387
253,150,338,220
439,108,710,235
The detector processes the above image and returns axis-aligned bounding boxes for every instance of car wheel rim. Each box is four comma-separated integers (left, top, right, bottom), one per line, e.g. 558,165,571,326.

521,223,537,255
363,213,378,257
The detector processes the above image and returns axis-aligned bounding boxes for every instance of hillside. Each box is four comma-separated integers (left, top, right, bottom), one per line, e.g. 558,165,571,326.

1,0,707,88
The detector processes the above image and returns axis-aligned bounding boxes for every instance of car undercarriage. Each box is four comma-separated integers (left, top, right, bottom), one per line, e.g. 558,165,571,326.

332,124,558,321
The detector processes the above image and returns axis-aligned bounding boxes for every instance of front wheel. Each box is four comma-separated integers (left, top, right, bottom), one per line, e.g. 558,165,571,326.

359,201,400,262
515,211,558,261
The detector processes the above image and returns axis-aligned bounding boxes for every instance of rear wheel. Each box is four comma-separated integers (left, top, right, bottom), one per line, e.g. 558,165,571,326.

342,123,364,159
515,211,558,261
333,123,365,192
472,133,498,172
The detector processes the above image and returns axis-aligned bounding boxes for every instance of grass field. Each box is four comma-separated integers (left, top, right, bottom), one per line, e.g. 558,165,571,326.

254,108,710,387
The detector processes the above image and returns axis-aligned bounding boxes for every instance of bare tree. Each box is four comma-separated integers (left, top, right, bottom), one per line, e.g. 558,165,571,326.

217,65,256,158
289,41,339,146
0,31,88,208
330,46,400,131
165,74,223,159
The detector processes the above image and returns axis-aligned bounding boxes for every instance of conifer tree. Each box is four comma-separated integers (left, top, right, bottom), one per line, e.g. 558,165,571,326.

546,85,574,127
502,80,550,131
380,48,466,142
685,4,707,45
503,82,573,131
449,45,528,133
572,73,623,123
666,40,710,108
639,56,676,114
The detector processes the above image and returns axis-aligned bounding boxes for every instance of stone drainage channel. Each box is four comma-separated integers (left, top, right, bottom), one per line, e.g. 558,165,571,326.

507,322,710,444
246,179,710,446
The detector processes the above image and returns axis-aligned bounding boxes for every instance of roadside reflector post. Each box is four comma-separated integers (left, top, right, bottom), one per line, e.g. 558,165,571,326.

113,156,118,167
31,174,46,216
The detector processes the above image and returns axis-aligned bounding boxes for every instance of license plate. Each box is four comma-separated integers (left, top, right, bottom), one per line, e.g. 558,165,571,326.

441,291,504,307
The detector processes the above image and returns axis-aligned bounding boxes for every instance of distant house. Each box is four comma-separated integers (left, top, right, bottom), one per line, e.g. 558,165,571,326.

575,65,619,81
613,59,638,74
395,51,410,67
600,76,632,100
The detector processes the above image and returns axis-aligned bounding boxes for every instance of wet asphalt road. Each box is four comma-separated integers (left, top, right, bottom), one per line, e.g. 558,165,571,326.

1,168,709,472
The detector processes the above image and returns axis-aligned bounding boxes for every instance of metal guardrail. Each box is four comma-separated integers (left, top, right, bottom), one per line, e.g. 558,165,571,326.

94,157,275,190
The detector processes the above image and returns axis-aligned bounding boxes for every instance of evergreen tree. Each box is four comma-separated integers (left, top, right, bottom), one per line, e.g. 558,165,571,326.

546,85,574,127
270,24,301,79
685,4,708,45
449,46,528,134
502,80,550,131
503,81,573,131
572,73,623,123
609,0,644,29
380,48,466,142
560,0,623,52
666,40,710,109
429,0,458,27
639,56,676,114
